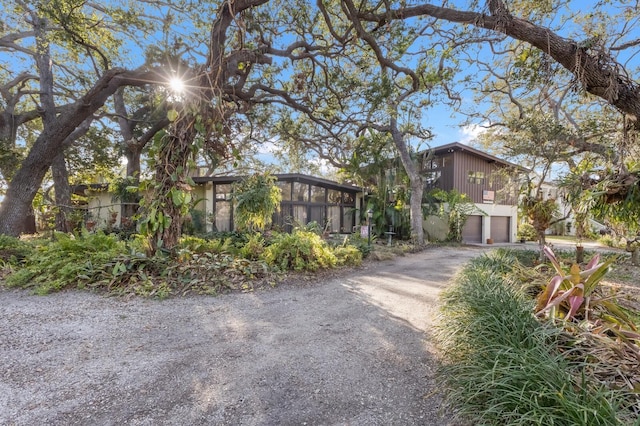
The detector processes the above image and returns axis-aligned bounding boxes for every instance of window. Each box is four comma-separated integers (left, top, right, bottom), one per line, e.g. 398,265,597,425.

215,201,232,231
277,181,292,201
424,170,441,188
342,192,355,205
215,184,232,200
328,189,341,204
293,205,307,224
328,206,341,232
310,185,325,203
422,155,450,171
293,182,309,202
468,171,485,185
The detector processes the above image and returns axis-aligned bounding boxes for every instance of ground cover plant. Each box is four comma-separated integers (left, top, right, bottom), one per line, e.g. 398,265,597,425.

437,249,640,425
1,229,363,297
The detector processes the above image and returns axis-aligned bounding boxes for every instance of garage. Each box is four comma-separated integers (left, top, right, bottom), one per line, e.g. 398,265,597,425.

490,216,511,243
462,215,482,243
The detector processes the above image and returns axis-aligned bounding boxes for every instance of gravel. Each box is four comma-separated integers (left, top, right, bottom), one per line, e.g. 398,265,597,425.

0,246,485,425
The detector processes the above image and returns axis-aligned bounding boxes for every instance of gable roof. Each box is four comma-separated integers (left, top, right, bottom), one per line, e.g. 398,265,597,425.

425,142,529,172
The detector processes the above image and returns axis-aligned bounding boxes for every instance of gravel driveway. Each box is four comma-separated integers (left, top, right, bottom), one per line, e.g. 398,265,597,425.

1,246,485,425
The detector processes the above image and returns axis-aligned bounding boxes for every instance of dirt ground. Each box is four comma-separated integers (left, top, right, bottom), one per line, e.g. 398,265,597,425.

0,246,486,426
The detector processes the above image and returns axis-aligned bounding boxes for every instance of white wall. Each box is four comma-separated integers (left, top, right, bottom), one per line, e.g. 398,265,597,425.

86,191,120,228
477,203,518,243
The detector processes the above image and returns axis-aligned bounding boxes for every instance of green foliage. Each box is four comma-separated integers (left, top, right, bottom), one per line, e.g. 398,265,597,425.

598,233,621,248
517,222,537,241
429,189,482,242
0,235,34,265
342,234,373,258
437,251,628,425
535,247,639,342
522,195,559,238
5,232,128,294
233,173,282,232
333,245,362,266
239,232,266,260
177,235,238,256
298,220,325,236
185,209,207,235
110,176,140,204
264,231,337,272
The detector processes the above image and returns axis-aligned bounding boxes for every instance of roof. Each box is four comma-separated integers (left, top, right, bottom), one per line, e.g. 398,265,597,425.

426,142,529,172
192,173,363,193
71,183,110,196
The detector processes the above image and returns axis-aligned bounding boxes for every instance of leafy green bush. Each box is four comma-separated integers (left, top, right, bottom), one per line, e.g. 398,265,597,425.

239,233,266,260
177,235,237,255
232,173,281,232
437,250,629,425
264,231,336,271
516,222,537,241
342,234,373,257
5,232,129,294
0,235,34,265
333,245,362,266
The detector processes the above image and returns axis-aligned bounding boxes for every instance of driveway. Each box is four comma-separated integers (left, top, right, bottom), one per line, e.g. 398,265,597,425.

0,246,486,425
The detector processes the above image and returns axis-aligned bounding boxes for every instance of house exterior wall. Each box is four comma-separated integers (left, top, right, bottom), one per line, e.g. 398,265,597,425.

196,174,362,234
451,151,518,205
479,203,518,243
86,191,120,227
78,175,361,235
420,144,523,244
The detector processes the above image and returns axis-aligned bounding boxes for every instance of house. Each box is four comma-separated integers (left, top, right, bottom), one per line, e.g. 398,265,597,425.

74,143,521,243
76,173,363,234
191,173,363,233
538,181,607,237
418,142,526,244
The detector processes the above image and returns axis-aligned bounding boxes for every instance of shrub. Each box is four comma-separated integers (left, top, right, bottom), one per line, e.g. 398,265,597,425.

437,250,629,425
517,222,537,241
0,235,34,265
177,235,237,255
232,173,281,232
239,233,266,260
333,245,362,266
264,231,336,271
342,234,373,258
5,231,129,294
167,252,269,295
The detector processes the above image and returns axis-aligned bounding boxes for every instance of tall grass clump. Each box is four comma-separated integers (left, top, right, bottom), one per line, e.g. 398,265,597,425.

437,249,627,425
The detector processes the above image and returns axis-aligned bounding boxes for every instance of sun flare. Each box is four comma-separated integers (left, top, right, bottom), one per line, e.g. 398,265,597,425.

169,77,185,93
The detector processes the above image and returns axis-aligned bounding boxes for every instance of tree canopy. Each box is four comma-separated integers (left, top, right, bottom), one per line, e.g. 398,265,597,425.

0,0,638,244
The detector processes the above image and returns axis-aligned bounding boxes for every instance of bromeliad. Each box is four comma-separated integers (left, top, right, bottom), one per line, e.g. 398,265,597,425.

535,246,614,321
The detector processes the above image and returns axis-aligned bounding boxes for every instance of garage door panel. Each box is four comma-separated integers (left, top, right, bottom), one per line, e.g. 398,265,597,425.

462,215,482,243
491,216,510,243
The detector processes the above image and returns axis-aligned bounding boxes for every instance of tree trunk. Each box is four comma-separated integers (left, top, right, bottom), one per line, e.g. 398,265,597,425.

0,68,159,236
147,112,196,254
576,245,585,264
537,230,547,262
52,153,74,232
121,146,142,223
389,116,424,245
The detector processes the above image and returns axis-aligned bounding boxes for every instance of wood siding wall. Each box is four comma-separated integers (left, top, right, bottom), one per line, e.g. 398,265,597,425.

449,151,517,205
